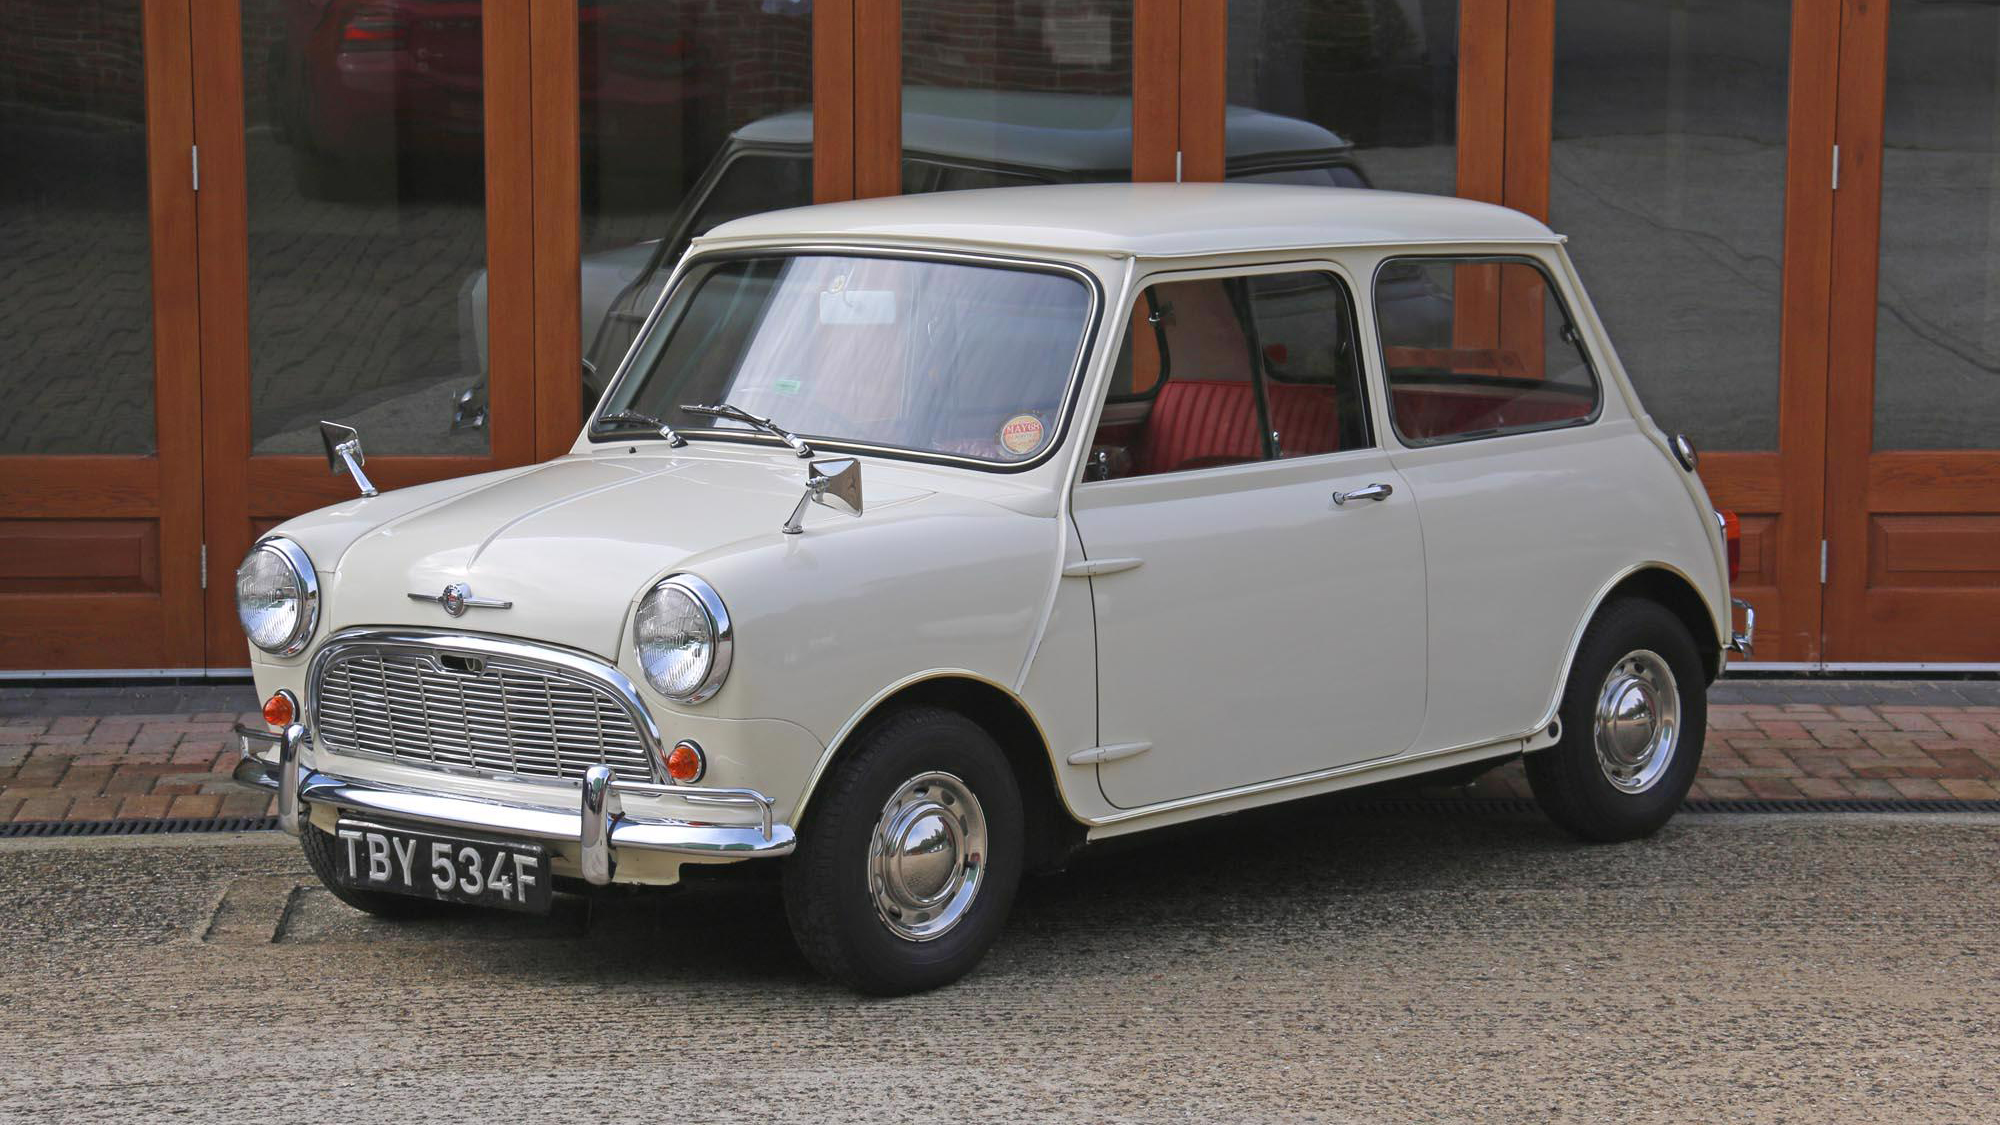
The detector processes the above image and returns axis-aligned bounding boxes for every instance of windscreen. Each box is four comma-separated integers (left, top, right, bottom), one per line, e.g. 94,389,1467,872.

605,253,1094,464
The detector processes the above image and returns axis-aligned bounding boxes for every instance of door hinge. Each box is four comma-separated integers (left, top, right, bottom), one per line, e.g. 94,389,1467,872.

1819,539,1828,584
200,543,208,589
1831,144,1839,191
191,144,199,191
1174,149,1183,184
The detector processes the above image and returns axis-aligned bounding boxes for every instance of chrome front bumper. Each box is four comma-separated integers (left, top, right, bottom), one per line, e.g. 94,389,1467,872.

233,723,795,883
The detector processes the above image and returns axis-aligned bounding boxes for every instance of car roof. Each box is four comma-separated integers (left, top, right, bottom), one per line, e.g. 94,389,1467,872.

696,182,1562,259
730,87,1353,171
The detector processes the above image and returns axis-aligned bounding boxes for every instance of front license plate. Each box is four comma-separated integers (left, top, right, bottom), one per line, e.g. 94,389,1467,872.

332,819,552,914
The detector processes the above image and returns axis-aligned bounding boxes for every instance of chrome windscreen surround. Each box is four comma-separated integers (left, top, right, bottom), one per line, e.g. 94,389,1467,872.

307,628,666,787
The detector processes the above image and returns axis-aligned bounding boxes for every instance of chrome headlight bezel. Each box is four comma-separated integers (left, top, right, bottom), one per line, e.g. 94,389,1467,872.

236,537,320,657
633,574,733,704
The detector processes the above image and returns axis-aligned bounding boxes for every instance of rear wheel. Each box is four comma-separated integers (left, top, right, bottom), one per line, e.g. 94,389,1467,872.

300,822,453,919
782,707,1023,995
1526,598,1707,842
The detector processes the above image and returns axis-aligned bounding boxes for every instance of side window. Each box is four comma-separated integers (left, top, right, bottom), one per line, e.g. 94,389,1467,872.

1087,270,1371,480
1375,257,1601,445
1246,271,1371,457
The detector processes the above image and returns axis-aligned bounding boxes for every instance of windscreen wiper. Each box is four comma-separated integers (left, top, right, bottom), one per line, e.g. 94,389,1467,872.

679,402,814,458
592,410,687,447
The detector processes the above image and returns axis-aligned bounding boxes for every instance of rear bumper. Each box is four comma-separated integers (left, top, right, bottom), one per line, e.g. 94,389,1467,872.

1727,597,1756,656
233,723,795,882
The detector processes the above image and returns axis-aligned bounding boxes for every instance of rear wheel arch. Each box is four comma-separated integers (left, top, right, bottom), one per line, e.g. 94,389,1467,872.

1595,566,1725,684
1534,564,1724,741
798,674,1085,873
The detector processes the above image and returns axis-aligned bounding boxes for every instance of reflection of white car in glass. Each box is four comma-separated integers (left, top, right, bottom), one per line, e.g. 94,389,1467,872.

235,183,1751,994
451,88,1372,429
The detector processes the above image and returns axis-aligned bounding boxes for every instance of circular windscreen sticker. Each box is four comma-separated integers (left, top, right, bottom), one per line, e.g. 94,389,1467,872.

999,413,1046,457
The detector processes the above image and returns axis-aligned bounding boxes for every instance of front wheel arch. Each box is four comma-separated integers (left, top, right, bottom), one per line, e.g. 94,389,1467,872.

797,674,1084,874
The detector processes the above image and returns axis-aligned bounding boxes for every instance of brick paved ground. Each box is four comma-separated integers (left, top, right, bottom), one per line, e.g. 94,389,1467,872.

3,680,1999,824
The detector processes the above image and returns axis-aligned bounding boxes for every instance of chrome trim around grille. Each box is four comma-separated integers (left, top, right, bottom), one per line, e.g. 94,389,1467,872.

233,723,793,873
307,629,666,787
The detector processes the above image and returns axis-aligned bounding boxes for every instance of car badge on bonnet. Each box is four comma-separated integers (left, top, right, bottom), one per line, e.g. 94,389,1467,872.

407,582,512,617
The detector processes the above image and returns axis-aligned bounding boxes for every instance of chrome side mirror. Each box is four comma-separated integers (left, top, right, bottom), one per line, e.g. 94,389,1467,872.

782,457,863,535
318,420,378,497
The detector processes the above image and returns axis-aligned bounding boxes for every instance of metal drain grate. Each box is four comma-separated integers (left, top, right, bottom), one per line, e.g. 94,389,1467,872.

0,816,279,839
5,799,2000,840
1326,796,2000,817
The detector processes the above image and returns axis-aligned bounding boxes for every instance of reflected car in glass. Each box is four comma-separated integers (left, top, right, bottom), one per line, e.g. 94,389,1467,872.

448,87,1370,430
233,183,1752,993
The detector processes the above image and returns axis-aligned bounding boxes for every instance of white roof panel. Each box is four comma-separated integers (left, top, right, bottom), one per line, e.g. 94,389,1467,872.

697,183,1560,259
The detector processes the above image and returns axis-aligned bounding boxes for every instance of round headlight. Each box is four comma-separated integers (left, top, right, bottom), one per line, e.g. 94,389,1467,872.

236,538,319,656
634,575,732,703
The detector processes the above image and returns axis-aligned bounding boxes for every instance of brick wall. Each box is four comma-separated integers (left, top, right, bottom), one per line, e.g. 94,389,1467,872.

904,0,1131,94
0,0,147,129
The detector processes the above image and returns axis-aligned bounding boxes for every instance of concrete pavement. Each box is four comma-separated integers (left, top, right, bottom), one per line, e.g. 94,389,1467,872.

2,810,1997,1122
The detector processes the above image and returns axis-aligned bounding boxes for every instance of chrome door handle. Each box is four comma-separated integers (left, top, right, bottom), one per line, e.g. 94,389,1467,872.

1331,482,1393,506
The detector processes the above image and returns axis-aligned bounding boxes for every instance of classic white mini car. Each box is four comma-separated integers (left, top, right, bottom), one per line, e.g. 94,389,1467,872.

233,183,1752,993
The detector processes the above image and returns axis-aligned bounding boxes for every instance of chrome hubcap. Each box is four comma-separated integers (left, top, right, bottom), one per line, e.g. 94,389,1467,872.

868,771,987,942
1592,649,1680,794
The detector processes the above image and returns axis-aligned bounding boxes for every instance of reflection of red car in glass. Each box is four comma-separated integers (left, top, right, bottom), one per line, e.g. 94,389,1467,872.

265,0,714,198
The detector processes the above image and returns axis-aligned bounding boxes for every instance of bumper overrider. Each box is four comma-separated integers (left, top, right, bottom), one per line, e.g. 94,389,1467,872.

233,723,796,884
1727,597,1756,656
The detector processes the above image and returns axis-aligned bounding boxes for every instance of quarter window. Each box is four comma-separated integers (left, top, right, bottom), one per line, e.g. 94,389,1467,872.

1374,257,1601,445
1087,270,1371,480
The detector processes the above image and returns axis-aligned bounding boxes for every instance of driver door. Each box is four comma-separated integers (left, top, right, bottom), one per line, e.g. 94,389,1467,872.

1071,265,1429,809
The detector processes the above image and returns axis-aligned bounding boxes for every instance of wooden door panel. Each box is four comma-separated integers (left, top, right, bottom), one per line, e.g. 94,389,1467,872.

191,0,539,666
0,0,205,671
1823,0,2000,661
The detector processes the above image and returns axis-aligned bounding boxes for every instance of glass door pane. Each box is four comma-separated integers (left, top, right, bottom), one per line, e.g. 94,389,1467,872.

1872,1,2000,450
578,0,814,389
0,0,156,454
241,0,490,454
1550,0,1789,453
1227,0,1458,195
900,0,1134,193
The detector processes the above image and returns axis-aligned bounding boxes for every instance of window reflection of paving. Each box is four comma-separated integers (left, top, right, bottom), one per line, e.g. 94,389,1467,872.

0,117,157,455
243,128,489,456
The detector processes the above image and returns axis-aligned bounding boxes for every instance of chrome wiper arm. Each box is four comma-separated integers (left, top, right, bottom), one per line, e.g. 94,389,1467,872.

679,401,814,458
592,409,687,448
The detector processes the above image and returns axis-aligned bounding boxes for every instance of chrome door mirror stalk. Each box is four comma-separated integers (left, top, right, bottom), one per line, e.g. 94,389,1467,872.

782,457,864,534
318,420,378,497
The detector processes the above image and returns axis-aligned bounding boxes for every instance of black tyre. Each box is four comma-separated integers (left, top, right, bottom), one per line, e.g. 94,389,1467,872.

782,706,1024,995
300,822,453,919
1526,598,1708,842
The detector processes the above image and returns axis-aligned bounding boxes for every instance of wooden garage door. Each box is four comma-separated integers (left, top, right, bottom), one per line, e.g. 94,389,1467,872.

0,0,206,671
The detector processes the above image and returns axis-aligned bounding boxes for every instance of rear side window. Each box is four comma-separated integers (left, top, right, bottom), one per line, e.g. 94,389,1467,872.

1374,257,1601,446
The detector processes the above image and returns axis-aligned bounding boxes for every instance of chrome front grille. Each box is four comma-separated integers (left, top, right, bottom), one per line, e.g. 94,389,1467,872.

311,637,656,785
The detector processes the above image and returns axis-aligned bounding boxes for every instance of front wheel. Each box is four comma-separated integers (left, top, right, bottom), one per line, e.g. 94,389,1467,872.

1526,598,1707,842
782,707,1023,995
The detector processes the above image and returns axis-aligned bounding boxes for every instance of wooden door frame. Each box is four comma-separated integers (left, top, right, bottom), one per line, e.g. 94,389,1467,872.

190,0,539,664
1822,0,2000,661
0,0,206,671
1499,0,1838,664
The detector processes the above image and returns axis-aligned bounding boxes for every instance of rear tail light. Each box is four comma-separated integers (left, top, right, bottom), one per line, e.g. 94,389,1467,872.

1717,509,1741,583
339,6,407,51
